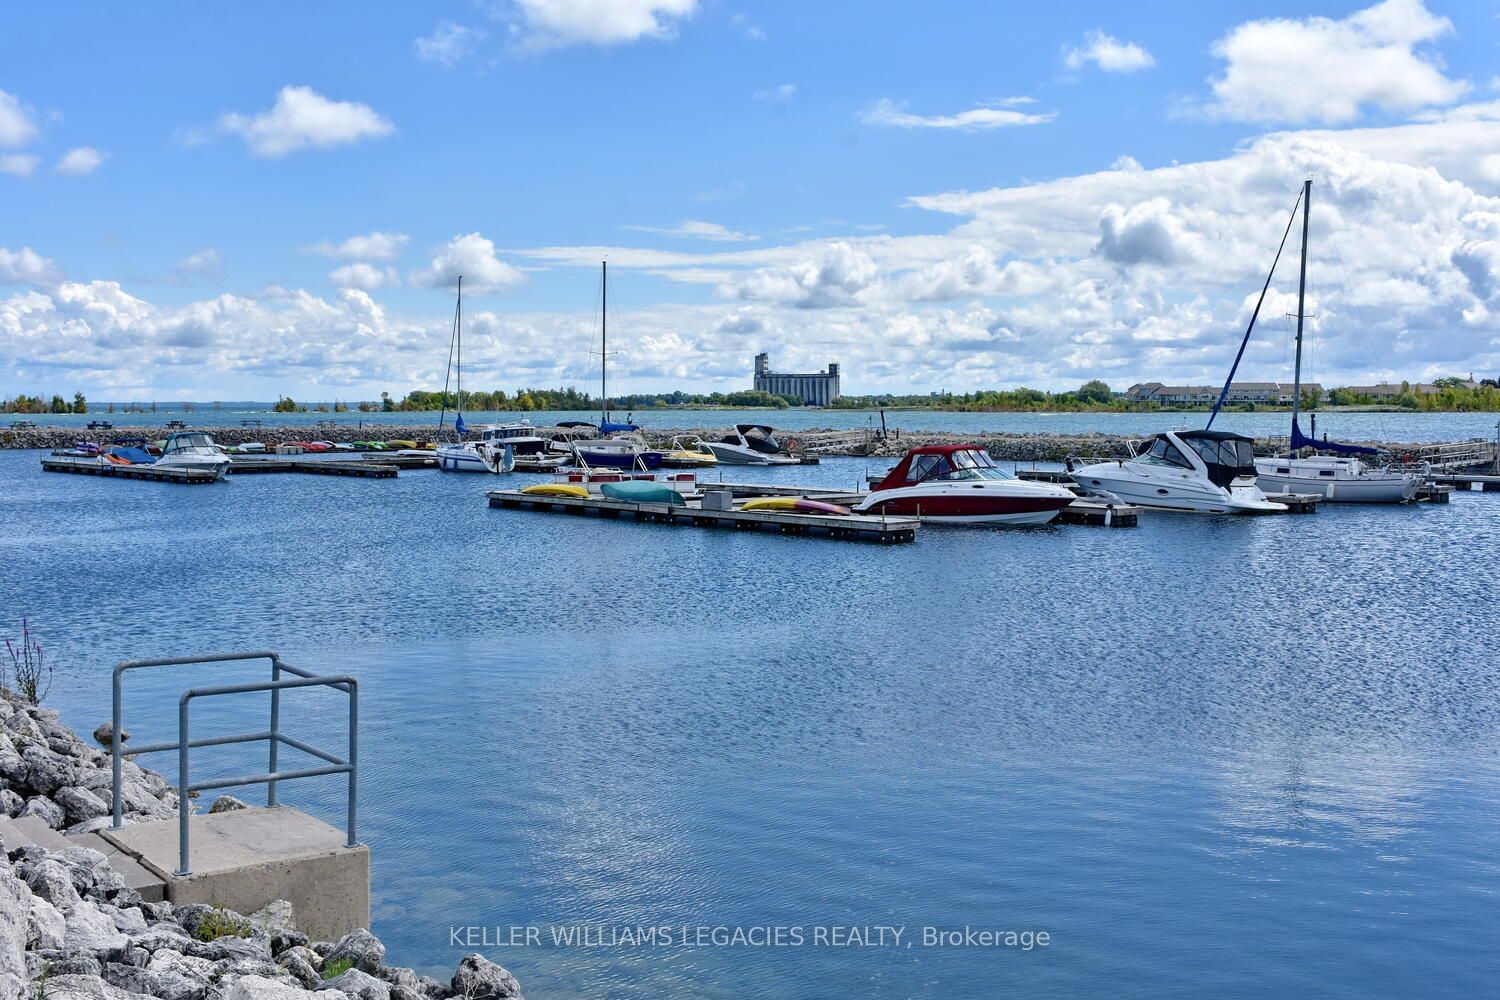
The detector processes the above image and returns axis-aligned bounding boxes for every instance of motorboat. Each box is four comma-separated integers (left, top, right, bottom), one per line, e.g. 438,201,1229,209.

702,424,799,466
853,445,1077,525
1242,180,1423,503
473,421,549,457
1069,430,1286,514
570,430,664,469
152,432,232,480
1255,455,1419,502
661,436,718,468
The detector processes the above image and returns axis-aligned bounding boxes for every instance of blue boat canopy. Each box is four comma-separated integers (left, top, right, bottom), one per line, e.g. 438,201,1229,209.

600,420,639,434
109,446,155,464
1290,419,1379,456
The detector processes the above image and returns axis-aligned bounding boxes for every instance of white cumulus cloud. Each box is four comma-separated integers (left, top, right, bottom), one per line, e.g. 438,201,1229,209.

860,98,1055,131
504,0,697,49
308,232,409,262
411,233,526,294
219,86,394,157
55,146,106,175
1207,0,1466,124
329,262,399,291
0,91,38,148
1065,31,1155,73
0,246,62,286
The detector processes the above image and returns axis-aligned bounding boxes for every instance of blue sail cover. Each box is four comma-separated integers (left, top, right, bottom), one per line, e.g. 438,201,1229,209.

599,420,639,434
1290,419,1379,456
454,413,467,435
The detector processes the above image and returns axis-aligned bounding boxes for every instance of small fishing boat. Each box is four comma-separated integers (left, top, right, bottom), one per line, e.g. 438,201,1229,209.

856,445,1076,524
740,496,851,516
701,424,799,466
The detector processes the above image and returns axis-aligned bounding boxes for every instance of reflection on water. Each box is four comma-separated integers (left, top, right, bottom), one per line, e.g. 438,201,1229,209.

0,450,1498,998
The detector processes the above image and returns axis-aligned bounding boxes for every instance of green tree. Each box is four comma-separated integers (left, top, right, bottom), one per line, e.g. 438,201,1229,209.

1075,380,1113,405
72,392,88,414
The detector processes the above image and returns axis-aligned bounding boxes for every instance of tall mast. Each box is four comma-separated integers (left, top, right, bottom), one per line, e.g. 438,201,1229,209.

456,274,463,421
1290,178,1310,450
600,260,608,425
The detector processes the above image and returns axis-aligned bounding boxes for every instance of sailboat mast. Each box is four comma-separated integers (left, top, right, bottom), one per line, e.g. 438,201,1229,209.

1290,179,1310,450
601,260,608,425
456,274,463,423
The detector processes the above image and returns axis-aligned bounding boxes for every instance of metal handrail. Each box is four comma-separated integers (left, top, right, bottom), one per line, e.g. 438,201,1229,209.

111,651,358,875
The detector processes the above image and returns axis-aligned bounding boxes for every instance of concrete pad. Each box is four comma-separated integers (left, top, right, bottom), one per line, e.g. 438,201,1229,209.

101,806,368,941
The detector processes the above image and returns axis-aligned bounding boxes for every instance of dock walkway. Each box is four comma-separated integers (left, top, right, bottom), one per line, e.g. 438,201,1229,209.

487,489,919,543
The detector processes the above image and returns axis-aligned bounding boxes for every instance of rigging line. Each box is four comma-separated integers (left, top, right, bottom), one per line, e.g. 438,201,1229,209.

1207,186,1305,430
436,278,460,439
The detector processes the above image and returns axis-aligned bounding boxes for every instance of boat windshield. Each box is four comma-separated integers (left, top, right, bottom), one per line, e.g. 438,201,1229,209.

905,449,1012,483
1135,436,1191,468
163,433,218,455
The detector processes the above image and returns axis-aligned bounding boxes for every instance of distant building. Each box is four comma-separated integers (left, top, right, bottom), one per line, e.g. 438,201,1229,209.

753,352,841,405
1340,382,1441,398
1124,382,1322,406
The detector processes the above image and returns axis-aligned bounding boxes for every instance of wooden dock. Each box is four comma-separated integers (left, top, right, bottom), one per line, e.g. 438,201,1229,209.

41,458,218,484
228,458,398,478
486,490,919,543
1430,473,1500,491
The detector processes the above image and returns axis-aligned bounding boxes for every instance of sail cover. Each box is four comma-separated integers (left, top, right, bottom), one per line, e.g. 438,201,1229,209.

1290,419,1379,456
599,420,639,434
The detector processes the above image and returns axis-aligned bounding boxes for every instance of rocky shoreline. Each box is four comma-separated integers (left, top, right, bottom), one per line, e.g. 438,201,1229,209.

0,691,523,1000
0,422,1414,463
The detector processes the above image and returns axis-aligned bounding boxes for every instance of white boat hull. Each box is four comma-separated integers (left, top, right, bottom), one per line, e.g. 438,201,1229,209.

1071,464,1285,514
1254,459,1419,502
704,442,798,466
436,443,509,473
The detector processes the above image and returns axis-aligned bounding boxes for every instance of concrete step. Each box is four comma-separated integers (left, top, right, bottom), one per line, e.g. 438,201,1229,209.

1,814,167,902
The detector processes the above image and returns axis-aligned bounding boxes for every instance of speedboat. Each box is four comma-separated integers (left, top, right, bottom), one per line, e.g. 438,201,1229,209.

702,424,799,466
1069,430,1285,514
661,436,718,468
1255,455,1419,502
853,445,1076,525
153,432,232,480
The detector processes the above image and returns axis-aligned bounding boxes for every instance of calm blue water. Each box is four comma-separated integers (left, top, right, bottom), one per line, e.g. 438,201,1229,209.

18,406,1500,443
2,448,1498,998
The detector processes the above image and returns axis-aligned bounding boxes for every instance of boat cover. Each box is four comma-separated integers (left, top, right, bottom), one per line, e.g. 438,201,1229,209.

600,480,685,505
1290,419,1379,456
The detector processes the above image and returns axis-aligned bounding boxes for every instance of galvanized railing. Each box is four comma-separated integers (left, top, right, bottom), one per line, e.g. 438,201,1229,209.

111,650,358,876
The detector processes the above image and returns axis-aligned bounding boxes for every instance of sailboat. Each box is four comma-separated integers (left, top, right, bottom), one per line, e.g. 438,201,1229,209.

1250,180,1421,502
435,276,516,474
569,261,664,470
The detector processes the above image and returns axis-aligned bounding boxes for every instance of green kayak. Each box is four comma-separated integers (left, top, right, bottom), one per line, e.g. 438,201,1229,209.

600,480,686,505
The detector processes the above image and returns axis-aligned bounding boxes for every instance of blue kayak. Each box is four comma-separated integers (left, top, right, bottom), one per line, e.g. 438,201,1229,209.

600,480,686,505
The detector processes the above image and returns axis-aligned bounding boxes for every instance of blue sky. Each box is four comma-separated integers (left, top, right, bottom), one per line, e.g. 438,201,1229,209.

2,0,1500,399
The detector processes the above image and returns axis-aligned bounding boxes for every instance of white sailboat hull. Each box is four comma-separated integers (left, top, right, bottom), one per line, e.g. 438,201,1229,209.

1254,459,1419,502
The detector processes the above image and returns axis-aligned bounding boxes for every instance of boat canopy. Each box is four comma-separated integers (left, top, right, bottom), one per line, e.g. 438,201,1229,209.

600,420,640,435
732,424,781,454
1290,418,1379,457
1173,430,1257,488
873,445,1010,490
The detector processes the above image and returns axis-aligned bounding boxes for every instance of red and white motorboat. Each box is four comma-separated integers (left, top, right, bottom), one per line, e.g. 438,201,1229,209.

854,445,1077,525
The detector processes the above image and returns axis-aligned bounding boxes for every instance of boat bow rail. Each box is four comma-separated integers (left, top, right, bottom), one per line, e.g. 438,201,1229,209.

111,650,357,876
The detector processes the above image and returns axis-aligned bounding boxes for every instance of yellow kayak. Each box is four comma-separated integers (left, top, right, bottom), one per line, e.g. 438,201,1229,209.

741,496,853,516
520,484,590,499
386,439,418,449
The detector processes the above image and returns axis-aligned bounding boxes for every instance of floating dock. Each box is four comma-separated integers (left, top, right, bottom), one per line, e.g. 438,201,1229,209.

41,457,219,484
486,490,919,543
228,458,398,478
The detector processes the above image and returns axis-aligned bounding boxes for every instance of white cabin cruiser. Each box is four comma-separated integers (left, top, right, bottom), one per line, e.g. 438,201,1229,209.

474,421,548,456
1070,430,1286,514
703,424,799,466
154,432,232,480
